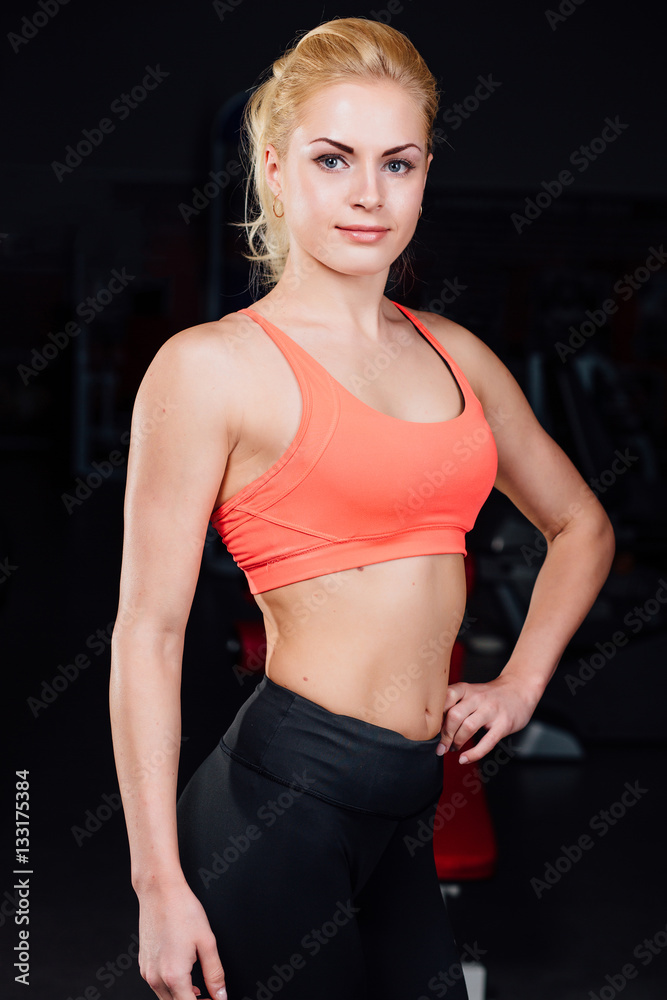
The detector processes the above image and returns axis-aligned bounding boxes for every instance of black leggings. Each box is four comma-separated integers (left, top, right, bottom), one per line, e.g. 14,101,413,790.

176,675,469,1000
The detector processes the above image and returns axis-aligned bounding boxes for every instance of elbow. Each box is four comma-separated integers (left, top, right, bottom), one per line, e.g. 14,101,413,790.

551,500,615,572
587,497,615,552
574,501,616,573
597,506,616,570
110,621,186,676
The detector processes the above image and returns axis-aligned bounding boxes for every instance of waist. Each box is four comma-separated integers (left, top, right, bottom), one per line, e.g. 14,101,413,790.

220,674,445,819
253,553,466,735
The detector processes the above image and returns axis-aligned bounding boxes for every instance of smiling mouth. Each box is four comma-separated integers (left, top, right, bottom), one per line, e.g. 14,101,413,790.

335,226,390,243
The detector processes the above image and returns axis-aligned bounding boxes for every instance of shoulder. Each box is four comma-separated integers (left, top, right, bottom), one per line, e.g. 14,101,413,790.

399,307,510,405
146,311,260,370
138,311,268,395
133,311,266,437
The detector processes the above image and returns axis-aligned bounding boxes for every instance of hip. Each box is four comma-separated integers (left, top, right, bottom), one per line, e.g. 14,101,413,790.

220,673,445,820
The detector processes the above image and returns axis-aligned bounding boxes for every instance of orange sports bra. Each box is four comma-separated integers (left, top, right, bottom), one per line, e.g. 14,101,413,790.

210,301,498,594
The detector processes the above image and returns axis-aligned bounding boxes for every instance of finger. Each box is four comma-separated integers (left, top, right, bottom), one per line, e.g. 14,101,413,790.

144,974,195,1000
437,687,472,752
436,717,465,755
165,977,199,1000
442,681,467,711
199,939,227,1000
459,727,503,764
436,721,471,755
446,707,489,754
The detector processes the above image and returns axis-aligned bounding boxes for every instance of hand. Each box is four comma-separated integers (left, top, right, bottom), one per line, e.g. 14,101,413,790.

436,674,539,764
137,879,228,1000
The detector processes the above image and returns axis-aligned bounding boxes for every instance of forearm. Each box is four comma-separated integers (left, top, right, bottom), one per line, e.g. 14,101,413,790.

109,625,189,894
498,510,615,705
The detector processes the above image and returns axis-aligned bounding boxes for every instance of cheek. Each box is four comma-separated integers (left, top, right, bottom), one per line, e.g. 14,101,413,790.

291,172,336,220
394,176,424,211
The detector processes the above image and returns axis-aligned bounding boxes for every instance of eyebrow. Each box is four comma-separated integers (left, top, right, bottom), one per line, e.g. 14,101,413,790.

308,137,422,155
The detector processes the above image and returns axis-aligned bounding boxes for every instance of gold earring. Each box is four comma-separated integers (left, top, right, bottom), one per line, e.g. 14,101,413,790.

272,195,284,219
419,204,423,218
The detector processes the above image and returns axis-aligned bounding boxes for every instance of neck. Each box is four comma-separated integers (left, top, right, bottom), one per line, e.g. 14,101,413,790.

259,247,399,342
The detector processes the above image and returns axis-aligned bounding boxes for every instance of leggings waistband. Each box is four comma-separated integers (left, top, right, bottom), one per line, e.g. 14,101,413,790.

220,675,444,819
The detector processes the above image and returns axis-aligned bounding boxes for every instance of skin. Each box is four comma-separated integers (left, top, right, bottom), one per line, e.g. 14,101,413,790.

109,79,615,1000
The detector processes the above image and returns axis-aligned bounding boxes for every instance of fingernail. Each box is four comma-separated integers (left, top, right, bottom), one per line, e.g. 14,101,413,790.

459,754,468,764
436,744,446,756
216,989,228,1000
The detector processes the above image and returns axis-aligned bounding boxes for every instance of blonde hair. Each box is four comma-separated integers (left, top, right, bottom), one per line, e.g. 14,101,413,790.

238,17,440,290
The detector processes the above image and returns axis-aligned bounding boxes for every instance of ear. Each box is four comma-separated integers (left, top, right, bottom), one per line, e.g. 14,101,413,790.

265,143,282,198
423,151,433,186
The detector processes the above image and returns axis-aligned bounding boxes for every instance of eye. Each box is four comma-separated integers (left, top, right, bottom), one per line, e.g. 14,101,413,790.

385,159,415,174
315,154,346,170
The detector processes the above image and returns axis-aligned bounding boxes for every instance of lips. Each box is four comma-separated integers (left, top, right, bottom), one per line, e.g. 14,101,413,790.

336,225,390,243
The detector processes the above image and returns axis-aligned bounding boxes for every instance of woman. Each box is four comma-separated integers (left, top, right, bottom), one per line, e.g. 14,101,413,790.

109,17,615,1000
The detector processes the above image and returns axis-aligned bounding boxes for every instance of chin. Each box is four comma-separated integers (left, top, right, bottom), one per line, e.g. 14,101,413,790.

329,260,393,279
318,246,404,278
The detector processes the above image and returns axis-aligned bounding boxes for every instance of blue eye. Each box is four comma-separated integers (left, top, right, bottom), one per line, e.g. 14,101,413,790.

385,159,414,174
316,154,344,170
314,154,416,173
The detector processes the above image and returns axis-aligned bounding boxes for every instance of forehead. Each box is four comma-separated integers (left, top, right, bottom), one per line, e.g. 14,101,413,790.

292,80,422,143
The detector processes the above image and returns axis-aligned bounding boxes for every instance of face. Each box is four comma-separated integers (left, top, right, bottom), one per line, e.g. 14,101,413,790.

265,80,432,278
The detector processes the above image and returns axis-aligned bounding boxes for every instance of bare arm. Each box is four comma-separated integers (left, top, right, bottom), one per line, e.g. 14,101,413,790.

418,312,615,762
110,319,240,1000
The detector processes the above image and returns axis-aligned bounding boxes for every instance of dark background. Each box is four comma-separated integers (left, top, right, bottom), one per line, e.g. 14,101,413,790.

1,2,666,998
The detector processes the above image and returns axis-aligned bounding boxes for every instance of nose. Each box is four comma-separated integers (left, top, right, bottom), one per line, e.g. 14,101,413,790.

352,161,383,211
